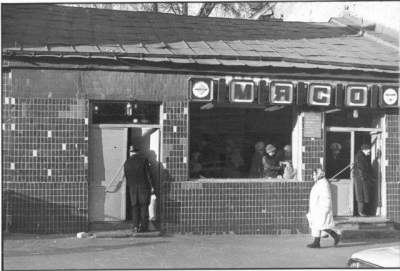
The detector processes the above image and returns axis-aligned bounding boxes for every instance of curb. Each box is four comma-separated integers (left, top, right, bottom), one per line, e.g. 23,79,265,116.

90,230,162,238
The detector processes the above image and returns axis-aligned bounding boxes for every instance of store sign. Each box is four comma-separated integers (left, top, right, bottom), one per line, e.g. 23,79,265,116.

380,86,399,107
345,85,368,107
308,84,332,106
189,78,213,101
188,77,400,109
270,82,293,104
229,80,255,103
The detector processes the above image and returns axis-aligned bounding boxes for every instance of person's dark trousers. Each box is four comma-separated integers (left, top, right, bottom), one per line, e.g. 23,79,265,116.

128,184,151,231
357,201,367,216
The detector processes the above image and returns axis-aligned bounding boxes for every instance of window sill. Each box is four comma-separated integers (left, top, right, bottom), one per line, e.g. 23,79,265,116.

188,178,304,183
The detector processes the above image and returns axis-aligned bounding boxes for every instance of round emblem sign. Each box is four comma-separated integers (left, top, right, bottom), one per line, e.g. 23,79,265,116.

383,88,398,105
192,81,210,98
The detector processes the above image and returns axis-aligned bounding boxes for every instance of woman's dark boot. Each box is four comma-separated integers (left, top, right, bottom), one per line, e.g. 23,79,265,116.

325,229,341,246
307,237,321,248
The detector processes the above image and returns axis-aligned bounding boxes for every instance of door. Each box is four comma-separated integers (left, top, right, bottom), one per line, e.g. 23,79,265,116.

326,132,353,216
370,132,382,216
89,126,127,222
354,131,380,216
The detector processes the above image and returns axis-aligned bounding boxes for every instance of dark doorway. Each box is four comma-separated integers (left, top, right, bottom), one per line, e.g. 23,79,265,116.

353,132,378,217
326,132,351,179
125,127,160,221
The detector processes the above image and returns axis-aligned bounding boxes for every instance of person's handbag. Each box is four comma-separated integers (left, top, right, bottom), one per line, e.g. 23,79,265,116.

148,193,157,221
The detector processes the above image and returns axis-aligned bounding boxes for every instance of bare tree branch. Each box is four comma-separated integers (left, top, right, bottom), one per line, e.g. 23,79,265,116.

182,3,188,15
198,2,216,17
250,3,276,20
170,3,182,15
219,3,241,18
151,3,158,12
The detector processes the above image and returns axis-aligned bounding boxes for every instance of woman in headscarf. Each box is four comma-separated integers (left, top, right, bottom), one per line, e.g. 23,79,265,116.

306,167,340,248
262,144,282,178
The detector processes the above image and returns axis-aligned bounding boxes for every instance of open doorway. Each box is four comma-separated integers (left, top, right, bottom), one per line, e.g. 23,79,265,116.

88,126,160,223
126,127,160,221
354,132,381,217
326,129,382,217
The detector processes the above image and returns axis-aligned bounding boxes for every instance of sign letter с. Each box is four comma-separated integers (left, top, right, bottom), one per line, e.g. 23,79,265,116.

308,84,331,106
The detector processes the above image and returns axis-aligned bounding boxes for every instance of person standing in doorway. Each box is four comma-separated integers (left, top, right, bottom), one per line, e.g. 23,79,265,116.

124,146,153,233
306,167,340,248
353,144,374,216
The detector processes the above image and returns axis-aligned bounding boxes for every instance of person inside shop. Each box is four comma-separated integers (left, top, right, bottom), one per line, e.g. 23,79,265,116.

353,144,374,216
124,146,154,233
249,141,265,178
326,142,348,179
306,167,340,248
199,137,217,175
280,144,296,179
223,139,244,178
263,144,282,178
190,152,203,178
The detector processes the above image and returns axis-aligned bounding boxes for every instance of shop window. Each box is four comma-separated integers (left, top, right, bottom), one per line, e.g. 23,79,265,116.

189,103,294,179
325,108,381,128
91,100,160,124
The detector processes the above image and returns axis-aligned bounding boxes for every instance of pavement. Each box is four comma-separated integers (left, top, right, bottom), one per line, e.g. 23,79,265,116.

3,232,400,270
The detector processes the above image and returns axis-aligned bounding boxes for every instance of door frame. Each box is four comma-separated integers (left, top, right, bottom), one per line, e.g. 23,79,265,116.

88,126,128,221
90,123,162,221
326,126,384,217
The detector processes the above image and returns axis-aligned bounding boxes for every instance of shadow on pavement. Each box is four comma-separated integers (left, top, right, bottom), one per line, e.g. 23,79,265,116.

3,233,76,240
5,240,169,258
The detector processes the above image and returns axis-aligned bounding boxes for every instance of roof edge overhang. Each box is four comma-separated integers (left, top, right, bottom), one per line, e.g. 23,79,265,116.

3,49,399,73
3,54,399,83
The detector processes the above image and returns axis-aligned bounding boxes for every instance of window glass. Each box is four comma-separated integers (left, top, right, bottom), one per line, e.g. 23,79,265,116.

91,101,160,124
189,103,294,179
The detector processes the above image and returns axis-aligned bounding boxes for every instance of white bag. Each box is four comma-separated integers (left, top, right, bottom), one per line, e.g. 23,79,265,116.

148,194,157,221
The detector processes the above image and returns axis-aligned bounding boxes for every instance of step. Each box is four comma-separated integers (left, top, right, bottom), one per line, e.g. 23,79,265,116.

88,221,161,238
89,220,160,231
340,229,400,241
91,229,161,238
89,222,132,231
334,216,394,230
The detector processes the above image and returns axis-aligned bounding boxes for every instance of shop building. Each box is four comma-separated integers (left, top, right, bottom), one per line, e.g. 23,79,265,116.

2,4,399,234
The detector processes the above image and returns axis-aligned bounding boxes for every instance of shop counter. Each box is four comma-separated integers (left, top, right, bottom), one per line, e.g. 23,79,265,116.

188,178,303,183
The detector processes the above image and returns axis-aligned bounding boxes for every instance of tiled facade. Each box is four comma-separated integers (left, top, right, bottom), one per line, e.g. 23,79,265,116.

385,109,400,224
2,71,89,233
301,111,325,182
162,180,313,234
161,101,189,183
160,101,314,234
2,68,399,234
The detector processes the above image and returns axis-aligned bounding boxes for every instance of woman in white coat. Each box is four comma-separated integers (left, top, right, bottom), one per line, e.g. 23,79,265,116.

306,167,340,248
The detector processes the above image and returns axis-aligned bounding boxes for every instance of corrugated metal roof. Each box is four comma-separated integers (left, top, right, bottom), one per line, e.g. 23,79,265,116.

2,4,399,73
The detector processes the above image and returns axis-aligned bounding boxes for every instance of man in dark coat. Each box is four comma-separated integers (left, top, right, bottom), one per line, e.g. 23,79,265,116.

249,141,265,178
353,144,373,216
124,146,153,232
